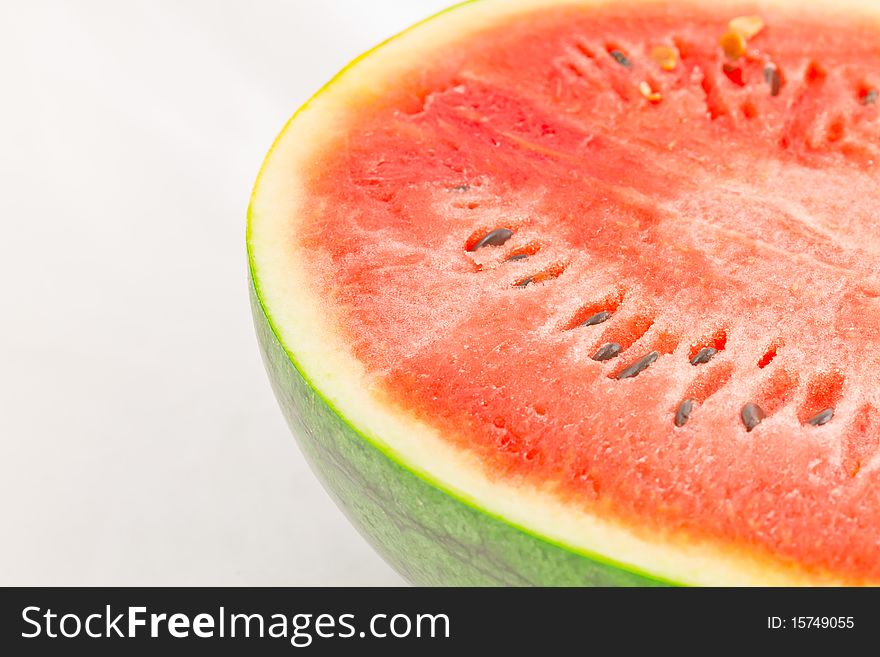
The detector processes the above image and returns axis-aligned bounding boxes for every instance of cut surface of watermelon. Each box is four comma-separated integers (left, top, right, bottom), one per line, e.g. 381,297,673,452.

249,0,880,585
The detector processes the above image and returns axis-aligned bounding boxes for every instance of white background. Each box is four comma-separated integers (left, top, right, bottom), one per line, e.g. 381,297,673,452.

0,0,455,585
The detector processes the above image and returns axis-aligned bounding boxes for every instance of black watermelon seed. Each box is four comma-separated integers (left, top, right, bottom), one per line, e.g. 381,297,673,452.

450,184,471,192
592,342,621,362
864,89,878,105
616,351,660,380
582,311,612,327
764,64,782,96
610,50,633,69
741,402,766,432
675,399,695,427
507,253,530,262
807,408,834,426
515,276,534,288
690,347,718,366
470,228,514,251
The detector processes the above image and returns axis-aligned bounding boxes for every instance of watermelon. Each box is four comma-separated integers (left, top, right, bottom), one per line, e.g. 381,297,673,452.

248,0,880,585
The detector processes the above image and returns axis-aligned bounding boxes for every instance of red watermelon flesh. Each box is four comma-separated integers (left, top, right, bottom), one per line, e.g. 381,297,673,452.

296,3,880,582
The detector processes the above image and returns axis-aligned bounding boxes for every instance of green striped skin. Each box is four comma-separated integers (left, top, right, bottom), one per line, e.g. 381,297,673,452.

249,280,666,586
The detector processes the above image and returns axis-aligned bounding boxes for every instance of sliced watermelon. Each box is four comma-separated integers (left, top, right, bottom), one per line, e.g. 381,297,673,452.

248,0,880,585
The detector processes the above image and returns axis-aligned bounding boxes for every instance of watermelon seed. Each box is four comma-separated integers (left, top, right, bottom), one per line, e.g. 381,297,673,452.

864,89,878,105
469,228,514,251
741,403,766,432
764,63,782,96
616,351,660,380
582,311,612,327
609,50,633,69
515,276,534,288
507,253,530,262
650,45,678,71
807,408,834,426
675,399,695,427
450,184,471,192
690,347,718,366
574,41,595,59
639,81,663,103
720,30,747,60
729,15,765,40
592,342,621,362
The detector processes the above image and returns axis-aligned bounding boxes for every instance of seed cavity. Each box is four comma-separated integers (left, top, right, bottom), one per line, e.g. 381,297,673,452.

469,228,514,251
609,49,633,69
574,40,595,59
722,63,745,86
684,361,735,407
764,63,782,96
616,351,659,380
582,311,612,327
514,263,566,288
675,399,695,427
690,347,718,366
758,367,799,417
758,341,781,368
741,402,766,432
807,408,834,426
592,342,621,362
506,242,543,263
597,313,655,353
564,290,626,331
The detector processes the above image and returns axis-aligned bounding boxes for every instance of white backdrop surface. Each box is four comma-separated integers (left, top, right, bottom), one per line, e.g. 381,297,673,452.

0,0,457,585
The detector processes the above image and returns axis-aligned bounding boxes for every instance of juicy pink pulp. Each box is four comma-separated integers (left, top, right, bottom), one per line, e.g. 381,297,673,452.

297,2,880,582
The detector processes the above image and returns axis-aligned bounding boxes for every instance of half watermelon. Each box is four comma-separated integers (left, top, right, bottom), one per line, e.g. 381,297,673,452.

248,0,880,585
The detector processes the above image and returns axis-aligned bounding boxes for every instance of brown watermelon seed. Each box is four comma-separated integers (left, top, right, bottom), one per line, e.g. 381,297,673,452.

506,253,530,262
582,311,612,327
864,89,878,105
609,50,633,69
690,347,718,366
764,64,782,96
675,399,695,427
469,228,514,251
741,403,766,431
592,342,622,362
450,184,470,192
617,351,660,380
807,408,834,426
